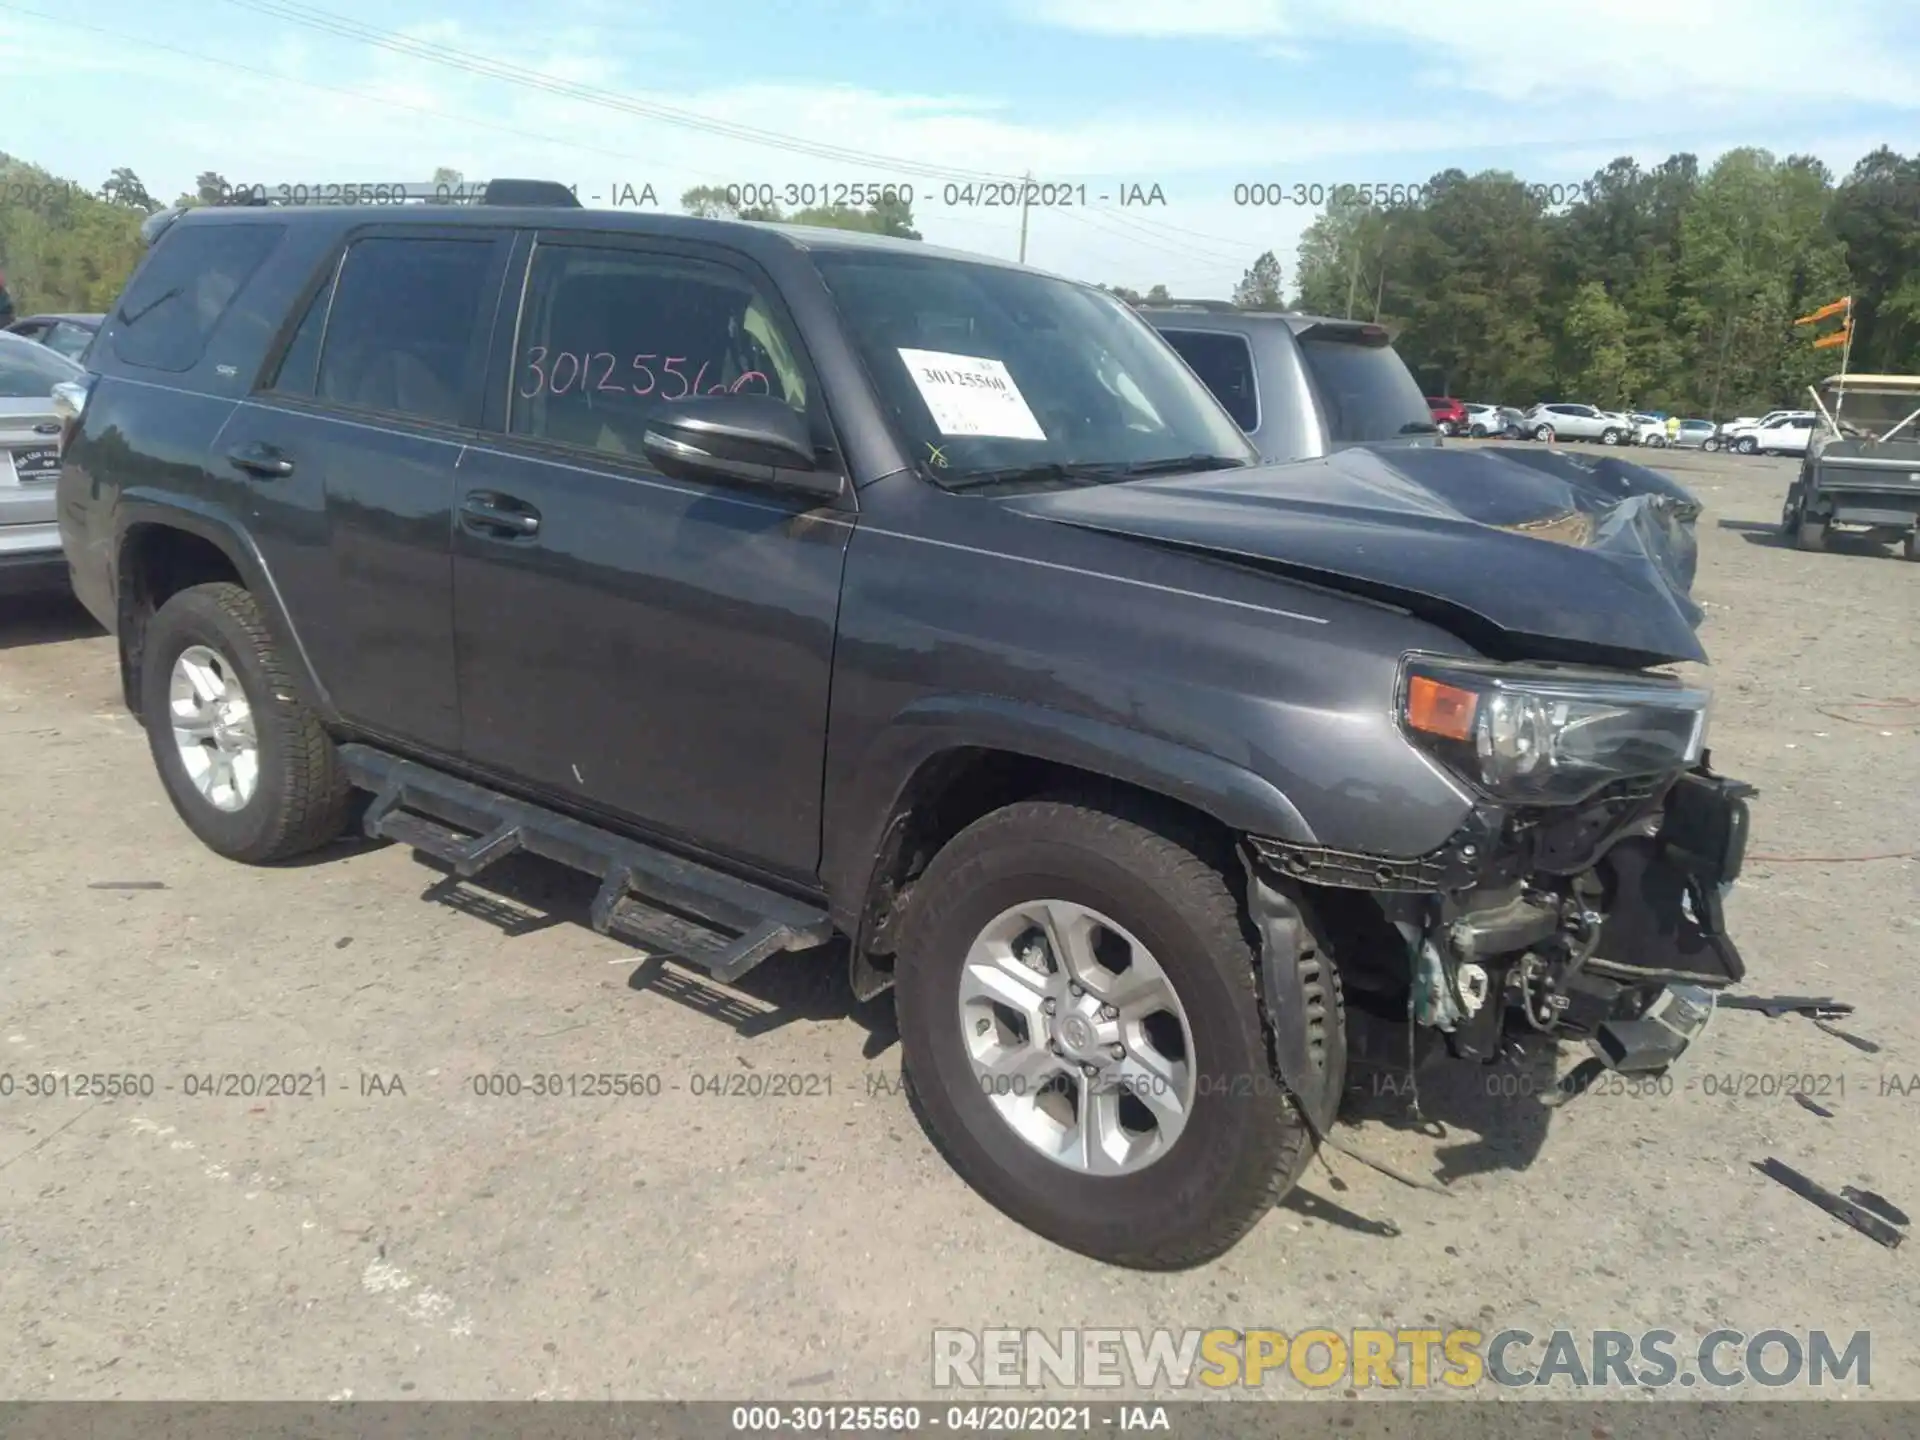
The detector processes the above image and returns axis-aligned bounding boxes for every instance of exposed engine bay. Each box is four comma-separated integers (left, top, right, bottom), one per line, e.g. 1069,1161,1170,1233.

1244,756,1756,1123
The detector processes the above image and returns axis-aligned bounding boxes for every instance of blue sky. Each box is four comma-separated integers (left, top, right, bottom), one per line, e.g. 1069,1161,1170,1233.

6,0,1917,295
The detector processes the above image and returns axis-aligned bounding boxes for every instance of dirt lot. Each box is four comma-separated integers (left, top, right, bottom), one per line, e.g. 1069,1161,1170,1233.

2,447,1915,1402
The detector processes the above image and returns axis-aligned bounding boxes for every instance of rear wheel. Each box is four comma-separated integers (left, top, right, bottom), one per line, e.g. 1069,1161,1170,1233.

1703,438,1720,451
1469,424,1488,438
892,795,1324,1269
140,582,354,863
1736,436,1757,455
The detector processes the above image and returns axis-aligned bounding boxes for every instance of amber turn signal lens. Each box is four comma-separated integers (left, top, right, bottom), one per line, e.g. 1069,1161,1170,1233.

1406,675,1478,741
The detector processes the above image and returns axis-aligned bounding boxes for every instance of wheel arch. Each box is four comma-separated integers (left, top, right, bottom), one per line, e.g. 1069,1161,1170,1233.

828,696,1317,1001
113,497,330,722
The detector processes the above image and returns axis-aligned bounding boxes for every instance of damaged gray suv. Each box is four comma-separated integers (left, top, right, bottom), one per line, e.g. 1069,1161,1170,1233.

58,184,1754,1268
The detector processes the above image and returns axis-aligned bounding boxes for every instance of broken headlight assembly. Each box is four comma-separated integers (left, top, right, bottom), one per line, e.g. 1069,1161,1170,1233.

1396,656,1709,805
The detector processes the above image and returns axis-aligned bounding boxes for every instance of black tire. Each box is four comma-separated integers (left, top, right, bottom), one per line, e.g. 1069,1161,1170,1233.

141,582,354,864
1736,436,1756,455
892,794,1326,1269
1469,424,1487,438
1600,427,1622,445
1703,438,1720,452
1533,424,1555,442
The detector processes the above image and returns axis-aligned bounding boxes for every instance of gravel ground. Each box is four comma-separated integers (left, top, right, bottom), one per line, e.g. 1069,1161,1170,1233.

1,447,1915,1403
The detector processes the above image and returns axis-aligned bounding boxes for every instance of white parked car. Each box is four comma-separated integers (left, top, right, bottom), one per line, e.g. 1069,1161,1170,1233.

1719,409,1806,444
1461,402,1512,437
1630,413,1668,446
1730,412,1819,456
1521,402,1635,445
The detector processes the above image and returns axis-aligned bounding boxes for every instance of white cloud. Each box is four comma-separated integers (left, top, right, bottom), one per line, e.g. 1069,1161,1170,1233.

1029,0,1920,110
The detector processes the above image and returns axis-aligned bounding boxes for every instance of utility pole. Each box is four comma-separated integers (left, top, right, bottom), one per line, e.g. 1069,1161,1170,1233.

1018,170,1032,264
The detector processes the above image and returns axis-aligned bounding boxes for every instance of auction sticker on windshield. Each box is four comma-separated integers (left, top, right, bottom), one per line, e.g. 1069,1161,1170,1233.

897,349,1047,440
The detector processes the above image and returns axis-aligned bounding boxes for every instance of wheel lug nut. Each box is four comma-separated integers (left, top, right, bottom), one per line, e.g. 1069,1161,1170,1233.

1108,1044,1124,1059
1081,1063,1097,1077
1042,998,1056,1014
1100,1004,1117,1020
1069,984,1083,998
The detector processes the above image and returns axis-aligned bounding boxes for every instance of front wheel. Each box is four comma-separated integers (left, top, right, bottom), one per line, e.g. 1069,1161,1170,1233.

1703,438,1720,452
1736,436,1757,455
1533,424,1555,442
141,582,355,863
892,796,1325,1269
1601,428,1622,445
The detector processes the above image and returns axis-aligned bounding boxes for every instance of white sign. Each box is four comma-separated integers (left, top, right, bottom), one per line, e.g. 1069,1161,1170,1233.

897,348,1047,440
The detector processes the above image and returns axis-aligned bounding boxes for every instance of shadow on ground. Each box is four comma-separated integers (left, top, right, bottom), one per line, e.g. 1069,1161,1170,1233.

0,591,104,650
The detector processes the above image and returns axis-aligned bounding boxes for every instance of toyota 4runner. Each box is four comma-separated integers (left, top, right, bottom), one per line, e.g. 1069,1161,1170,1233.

54,183,1756,1269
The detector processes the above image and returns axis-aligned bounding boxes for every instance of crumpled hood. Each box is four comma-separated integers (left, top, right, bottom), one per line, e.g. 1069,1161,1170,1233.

1003,445,1708,666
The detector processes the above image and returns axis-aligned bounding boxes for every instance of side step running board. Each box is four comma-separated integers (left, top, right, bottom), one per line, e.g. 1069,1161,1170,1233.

340,744,833,984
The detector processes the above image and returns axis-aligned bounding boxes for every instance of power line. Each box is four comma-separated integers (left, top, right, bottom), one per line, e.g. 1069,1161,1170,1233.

218,0,1029,186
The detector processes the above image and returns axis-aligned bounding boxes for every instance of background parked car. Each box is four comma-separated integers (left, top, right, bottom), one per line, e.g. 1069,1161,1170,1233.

1426,395,1468,435
1141,302,1443,462
1630,412,1668,446
1732,412,1818,456
6,313,104,363
1671,418,1720,449
1462,402,1517,437
1496,405,1530,438
0,330,84,595
1522,403,1634,445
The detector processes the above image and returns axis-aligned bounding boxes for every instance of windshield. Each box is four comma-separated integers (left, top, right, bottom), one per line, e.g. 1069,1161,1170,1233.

1821,387,1920,441
1296,335,1436,443
0,334,82,396
810,249,1257,487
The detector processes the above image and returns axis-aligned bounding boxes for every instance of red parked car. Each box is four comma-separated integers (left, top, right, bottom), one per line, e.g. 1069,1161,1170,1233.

1426,396,1467,435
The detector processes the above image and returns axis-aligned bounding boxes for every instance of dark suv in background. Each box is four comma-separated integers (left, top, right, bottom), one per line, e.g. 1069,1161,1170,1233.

55,186,1754,1269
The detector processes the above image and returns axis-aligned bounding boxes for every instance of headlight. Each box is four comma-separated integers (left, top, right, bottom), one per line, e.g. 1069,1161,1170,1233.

1397,655,1708,804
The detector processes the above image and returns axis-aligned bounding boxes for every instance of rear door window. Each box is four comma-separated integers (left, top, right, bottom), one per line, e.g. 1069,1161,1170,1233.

110,221,285,373
1297,335,1433,443
314,235,500,426
1158,329,1259,431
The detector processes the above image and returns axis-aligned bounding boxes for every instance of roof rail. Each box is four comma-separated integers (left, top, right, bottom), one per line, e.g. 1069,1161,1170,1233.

203,180,582,208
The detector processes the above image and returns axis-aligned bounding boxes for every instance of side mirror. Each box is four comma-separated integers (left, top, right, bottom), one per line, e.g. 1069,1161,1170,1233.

642,394,841,498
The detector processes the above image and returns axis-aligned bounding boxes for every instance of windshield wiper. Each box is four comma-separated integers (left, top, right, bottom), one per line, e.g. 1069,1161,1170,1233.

939,461,1126,492
1112,453,1251,477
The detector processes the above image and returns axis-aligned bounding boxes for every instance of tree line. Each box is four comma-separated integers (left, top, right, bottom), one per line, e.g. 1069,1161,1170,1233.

6,145,1916,420
1187,147,1917,420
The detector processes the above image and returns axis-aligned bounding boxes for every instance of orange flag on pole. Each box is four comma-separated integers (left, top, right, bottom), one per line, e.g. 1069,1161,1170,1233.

1812,325,1852,349
1795,296,1851,326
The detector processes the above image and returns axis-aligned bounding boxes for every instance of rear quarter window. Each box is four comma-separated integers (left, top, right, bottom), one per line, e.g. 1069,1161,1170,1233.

1159,329,1259,431
109,221,286,374
1297,337,1432,444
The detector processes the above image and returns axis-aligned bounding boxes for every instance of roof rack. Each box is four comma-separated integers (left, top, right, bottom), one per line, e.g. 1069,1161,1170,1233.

210,179,581,208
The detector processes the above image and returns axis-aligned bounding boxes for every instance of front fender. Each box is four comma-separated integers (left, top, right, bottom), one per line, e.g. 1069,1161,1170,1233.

821,692,1318,935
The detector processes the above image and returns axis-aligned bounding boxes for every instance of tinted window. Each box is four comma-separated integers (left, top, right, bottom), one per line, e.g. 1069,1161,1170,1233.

316,236,496,425
1296,336,1434,443
112,221,284,373
507,245,811,461
268,272,336,396
813,250,1253,485
1159,329,1258,431
0,335,81,395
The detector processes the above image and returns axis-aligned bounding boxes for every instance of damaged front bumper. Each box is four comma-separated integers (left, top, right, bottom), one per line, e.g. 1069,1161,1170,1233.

1246,756,1756,1105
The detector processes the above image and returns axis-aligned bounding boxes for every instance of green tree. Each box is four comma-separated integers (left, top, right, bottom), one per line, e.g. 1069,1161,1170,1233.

1562,281,1638,407
100,167,156,212
1232,251,1283,308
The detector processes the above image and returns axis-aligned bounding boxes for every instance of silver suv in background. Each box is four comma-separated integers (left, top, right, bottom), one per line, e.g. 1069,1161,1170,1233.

1523,403,1634,445
1139,302,1440,462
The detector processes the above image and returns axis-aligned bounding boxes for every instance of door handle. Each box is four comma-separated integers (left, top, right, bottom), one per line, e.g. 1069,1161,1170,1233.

460,491,541,537
226,441,295,478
